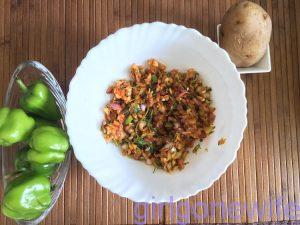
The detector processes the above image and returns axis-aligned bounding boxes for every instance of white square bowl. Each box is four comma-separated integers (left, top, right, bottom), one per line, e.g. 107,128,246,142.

217,24,271,74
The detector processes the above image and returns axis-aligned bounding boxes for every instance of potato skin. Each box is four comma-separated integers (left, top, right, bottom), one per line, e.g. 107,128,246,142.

220,0,272,67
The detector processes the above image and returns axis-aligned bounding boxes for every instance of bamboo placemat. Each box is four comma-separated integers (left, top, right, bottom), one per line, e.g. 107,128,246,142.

0,0,300,224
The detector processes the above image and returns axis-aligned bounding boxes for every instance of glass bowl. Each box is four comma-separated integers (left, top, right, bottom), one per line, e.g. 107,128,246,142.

1,61,71,225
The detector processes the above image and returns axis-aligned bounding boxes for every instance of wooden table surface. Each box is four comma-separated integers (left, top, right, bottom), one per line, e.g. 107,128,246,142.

1,0,300,224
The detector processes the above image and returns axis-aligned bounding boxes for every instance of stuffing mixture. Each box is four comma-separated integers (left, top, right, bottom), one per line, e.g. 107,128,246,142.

101,59,215,172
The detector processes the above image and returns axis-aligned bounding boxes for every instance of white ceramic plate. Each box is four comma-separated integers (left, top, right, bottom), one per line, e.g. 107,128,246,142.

66,22,247,203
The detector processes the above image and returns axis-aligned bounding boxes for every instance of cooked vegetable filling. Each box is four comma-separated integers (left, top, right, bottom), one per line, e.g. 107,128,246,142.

101,59,215,172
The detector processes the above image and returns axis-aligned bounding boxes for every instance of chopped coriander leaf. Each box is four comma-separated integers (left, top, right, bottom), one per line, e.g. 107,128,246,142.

125,115,133,125
123,107,130,115
192,144,201,153
146,120,157,132
145,109,153,122
165,122,173,128
153,159,163,168
133,104,140,113
135,136,149,147
135,137,157,153
112,140,120,146
191,80,196,86
147,145,156,154
151,75,158,83
153,159,163,173
171,102,177,110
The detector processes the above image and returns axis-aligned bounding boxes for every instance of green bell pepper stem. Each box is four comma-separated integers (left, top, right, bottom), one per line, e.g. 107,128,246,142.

0,107,35,146
2,172,51,220
16,79,28,93
16,79,61,121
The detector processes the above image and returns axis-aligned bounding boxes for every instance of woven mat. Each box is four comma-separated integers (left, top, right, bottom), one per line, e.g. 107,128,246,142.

0,0,300,224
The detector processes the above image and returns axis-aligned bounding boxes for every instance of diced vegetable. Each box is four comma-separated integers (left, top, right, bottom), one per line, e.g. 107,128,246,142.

125,115,133,125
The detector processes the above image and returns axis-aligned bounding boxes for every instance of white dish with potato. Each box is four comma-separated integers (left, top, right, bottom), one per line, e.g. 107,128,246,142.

218,0,272,74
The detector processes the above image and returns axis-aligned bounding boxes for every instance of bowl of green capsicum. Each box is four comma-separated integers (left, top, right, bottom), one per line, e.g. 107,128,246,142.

0,61,71,224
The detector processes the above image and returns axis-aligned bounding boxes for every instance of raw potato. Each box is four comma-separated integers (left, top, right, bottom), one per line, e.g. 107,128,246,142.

220,0,272,67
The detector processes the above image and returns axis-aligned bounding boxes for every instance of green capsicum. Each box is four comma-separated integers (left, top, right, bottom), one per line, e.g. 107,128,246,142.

0,107,35,146
2,172,51,220
30,162,57,177
16,79,61,121
14,147,31,172
27,126,69,164
14,147,57,177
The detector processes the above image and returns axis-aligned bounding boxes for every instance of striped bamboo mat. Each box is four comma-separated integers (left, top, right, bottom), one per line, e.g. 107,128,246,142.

0,0,300,224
